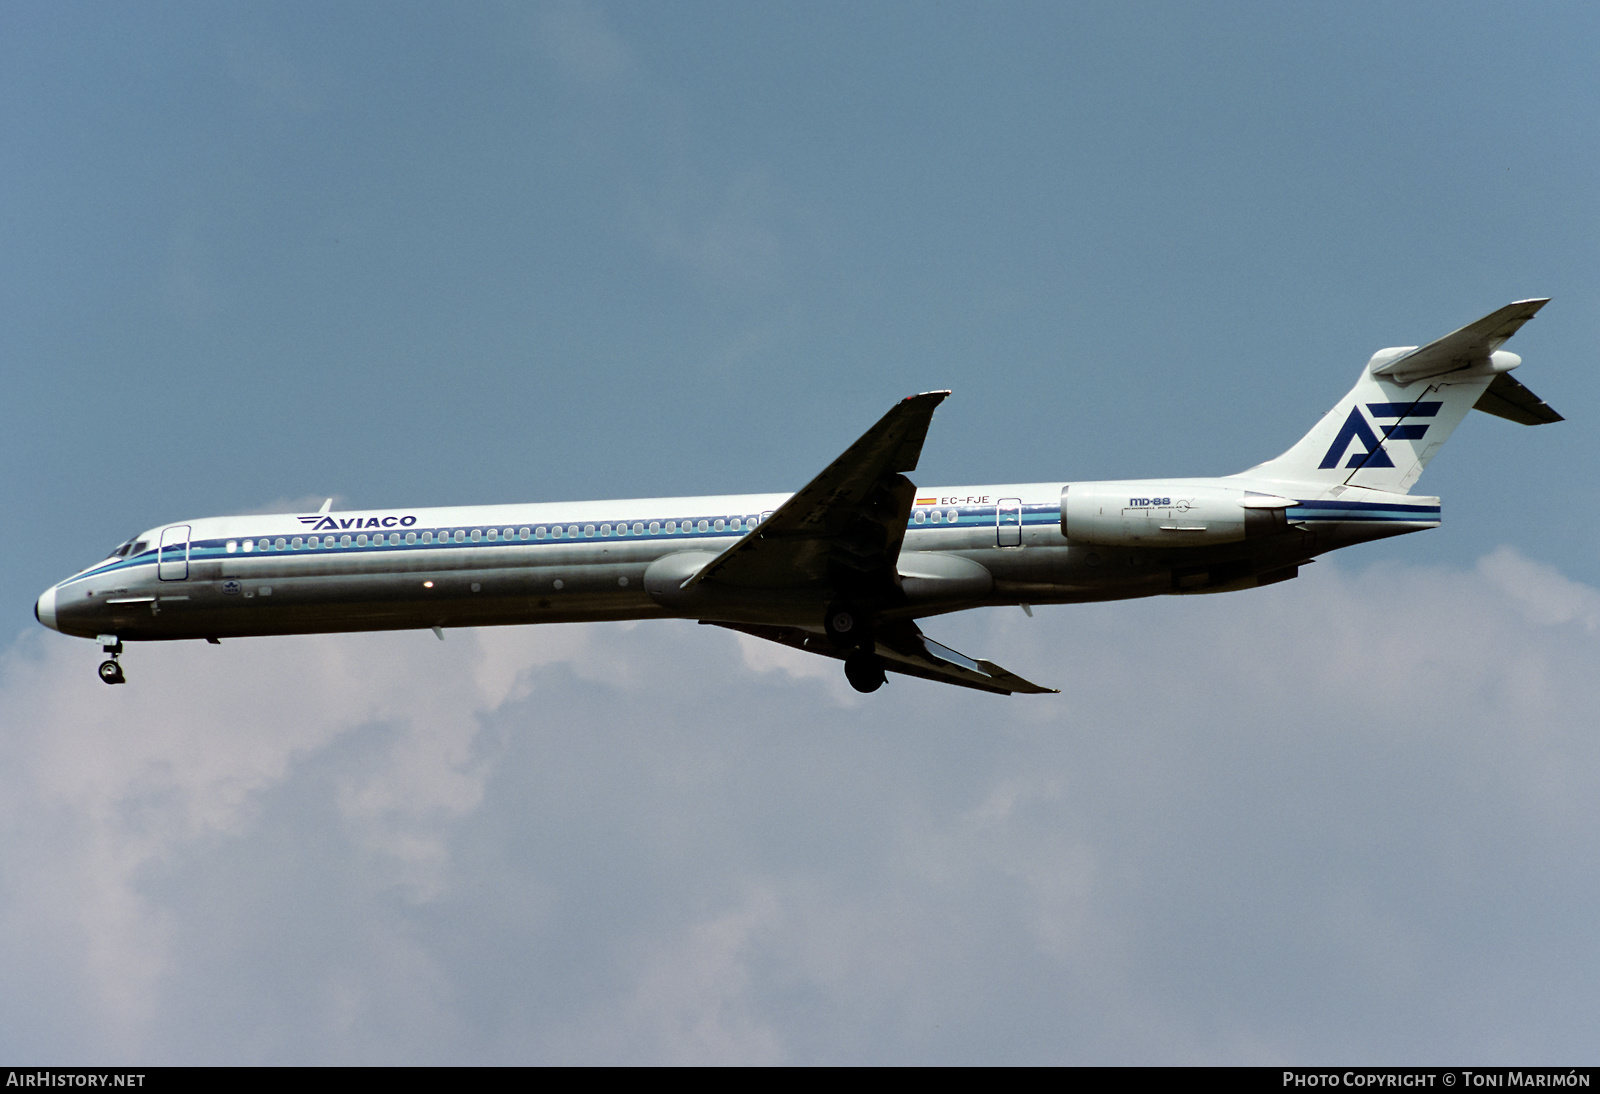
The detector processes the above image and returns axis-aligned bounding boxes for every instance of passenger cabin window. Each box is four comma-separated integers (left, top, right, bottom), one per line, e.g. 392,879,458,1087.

243,540,255,552
600,524,611,536
226,540,238,553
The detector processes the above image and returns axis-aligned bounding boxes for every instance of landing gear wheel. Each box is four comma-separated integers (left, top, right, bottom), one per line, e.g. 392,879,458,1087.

98,659,126,685
824,602,873,650
844,652,886,694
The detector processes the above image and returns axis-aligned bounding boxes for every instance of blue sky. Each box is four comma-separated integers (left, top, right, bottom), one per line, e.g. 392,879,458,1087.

3,2,1597,1063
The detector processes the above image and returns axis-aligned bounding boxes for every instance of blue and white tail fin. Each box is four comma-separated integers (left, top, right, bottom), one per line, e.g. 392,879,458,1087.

1243,299,1557,494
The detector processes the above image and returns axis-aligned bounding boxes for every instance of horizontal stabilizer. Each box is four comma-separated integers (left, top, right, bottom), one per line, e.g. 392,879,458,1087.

1473,372,1563,425
712,619,1057,696
1373,299,1548,385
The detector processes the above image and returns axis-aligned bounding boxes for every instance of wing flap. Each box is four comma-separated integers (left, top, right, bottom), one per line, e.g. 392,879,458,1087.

713,619,1057,696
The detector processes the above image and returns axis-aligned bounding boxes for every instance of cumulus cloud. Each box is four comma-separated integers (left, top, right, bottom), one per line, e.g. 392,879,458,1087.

3,550,1598,1062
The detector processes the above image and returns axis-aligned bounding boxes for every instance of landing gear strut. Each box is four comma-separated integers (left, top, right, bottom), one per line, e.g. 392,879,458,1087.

98,636,125,685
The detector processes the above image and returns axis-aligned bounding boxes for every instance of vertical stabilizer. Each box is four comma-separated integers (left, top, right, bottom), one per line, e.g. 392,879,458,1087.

1242,300,1550,493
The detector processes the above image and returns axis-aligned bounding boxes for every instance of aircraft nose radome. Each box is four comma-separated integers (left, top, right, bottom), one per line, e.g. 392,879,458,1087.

35,585,59,632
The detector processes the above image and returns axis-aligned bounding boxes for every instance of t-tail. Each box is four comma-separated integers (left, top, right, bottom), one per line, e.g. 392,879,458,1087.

1244,299,1561,493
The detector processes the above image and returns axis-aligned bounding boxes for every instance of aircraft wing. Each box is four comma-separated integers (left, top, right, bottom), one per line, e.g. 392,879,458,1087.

683,391,950,591
713,619,1058,696
1373,298,1549,385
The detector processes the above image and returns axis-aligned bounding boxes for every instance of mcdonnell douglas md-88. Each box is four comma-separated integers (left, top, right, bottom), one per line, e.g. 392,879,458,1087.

37,301,1562,694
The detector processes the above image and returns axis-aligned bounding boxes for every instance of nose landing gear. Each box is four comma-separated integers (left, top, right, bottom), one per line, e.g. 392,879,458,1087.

97,636,125,685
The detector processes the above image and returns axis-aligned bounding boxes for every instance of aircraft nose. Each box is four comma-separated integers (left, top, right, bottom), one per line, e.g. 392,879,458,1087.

35,585,59,632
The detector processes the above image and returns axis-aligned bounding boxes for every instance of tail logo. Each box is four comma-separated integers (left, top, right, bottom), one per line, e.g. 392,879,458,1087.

1319,402,1443,470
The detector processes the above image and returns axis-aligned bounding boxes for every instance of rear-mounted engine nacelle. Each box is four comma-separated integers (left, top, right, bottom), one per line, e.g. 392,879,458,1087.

1060,483,1291,547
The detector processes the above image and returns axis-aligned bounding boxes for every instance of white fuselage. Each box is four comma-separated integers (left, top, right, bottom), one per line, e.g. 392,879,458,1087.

35,476,1435,643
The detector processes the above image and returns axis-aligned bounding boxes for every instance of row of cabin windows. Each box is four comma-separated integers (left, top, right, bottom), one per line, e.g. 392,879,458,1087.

222,515,768,554
218,509,971,555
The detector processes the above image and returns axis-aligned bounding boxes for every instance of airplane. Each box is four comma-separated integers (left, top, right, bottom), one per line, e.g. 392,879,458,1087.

35,300,1562,695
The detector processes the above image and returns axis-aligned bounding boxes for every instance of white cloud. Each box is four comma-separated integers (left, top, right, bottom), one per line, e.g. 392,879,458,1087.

4,550,1600,1062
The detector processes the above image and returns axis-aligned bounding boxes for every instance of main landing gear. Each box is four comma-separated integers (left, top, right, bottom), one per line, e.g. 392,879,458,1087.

826,603,886,693
97,636,125,685
844,652,886,694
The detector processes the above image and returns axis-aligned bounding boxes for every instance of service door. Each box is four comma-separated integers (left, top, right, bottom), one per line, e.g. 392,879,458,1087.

996,499,1022,547
158,525,191,581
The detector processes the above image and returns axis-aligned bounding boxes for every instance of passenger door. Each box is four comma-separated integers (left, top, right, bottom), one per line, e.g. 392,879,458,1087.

158,525,190,580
